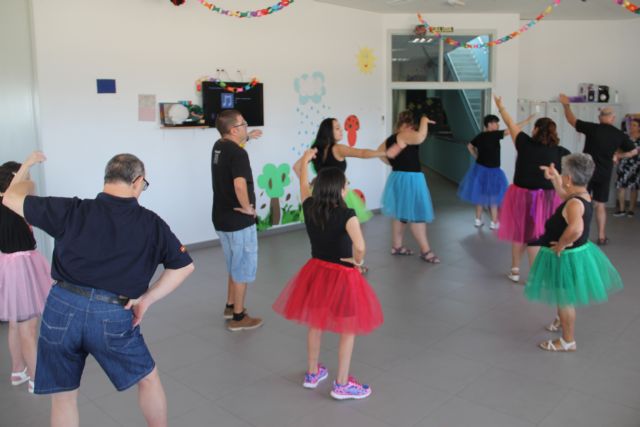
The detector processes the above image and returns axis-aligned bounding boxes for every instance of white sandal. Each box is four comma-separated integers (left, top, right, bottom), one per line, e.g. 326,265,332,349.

545,317,561,332
28,380,35,394
538,337,576,352
11,367,29,386
507,268,520,283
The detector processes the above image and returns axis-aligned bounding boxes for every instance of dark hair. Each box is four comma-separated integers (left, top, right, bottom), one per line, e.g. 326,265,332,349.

394,110,415,132
483,114,500,128
0,161,21,193
104,154,145,185
307,167,347,229
311,118,338,173
532,117,560,147
215,109,242,136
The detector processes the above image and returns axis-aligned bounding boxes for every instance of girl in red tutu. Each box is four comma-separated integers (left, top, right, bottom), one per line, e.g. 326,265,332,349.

273,148,383,400
494,96,570,283
0,153,52,393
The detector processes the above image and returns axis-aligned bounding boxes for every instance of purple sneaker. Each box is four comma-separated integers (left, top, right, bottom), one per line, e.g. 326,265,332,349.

303,364,328,389
330,376,372,400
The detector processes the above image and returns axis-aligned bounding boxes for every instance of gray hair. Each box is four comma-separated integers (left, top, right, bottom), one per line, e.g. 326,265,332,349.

104,153,145,184
561,153,595,187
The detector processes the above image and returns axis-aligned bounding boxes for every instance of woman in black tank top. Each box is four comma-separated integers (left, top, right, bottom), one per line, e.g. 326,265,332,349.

524,153,623,352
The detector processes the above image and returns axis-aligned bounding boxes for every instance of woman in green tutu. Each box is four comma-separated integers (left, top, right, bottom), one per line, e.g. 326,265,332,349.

526,153,623,352
294,118,386,223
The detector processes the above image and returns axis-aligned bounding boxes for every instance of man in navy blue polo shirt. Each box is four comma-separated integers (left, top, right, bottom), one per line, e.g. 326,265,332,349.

3,152,194,427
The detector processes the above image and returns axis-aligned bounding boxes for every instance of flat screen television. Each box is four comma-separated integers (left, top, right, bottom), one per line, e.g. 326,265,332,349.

202,82,264,127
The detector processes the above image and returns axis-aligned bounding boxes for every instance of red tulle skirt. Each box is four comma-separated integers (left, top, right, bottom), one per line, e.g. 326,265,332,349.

272,258,384,334
497,185,562,243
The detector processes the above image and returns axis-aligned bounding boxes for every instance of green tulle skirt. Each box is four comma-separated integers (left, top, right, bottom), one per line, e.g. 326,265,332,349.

344,189,373,223
524,242,623,307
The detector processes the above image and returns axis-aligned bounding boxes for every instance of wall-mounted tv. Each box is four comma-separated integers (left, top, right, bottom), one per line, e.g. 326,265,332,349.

202,82,264,127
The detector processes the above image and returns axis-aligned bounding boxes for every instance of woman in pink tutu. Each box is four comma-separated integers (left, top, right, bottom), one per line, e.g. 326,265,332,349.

493,96,570,283
273,148,383,400
0,152,52,393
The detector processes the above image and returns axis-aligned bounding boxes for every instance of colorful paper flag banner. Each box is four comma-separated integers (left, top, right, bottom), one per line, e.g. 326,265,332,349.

197,0,294,18
417,0,561,49
196,77,260,93
614,0,640,14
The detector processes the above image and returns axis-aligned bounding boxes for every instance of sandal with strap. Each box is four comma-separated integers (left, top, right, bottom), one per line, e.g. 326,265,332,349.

391,246,414,256
420,251,441,264
11,367,29,386
596,237,609,246
538,338,576,352
545,316,561,332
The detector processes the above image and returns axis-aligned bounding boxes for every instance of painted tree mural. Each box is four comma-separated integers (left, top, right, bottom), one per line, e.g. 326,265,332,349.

257,163,291,226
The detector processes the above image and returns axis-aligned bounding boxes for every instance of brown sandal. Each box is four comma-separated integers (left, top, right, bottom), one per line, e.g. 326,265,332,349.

420,251,440,264
391,246,414,256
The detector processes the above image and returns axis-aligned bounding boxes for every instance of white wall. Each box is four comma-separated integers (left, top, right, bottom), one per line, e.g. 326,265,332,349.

30,0,386,245
519,19,640,115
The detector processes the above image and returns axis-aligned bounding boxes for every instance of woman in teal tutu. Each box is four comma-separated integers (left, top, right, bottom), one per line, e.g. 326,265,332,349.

294,118,386,223
525,153,623,352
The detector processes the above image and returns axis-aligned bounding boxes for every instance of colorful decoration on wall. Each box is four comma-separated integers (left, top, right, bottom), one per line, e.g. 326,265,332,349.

292,71,332,157
417,0,561,48
197,0,295,18
170,0,186,6
344,115,360,147
195,77,260,93
294,72,326,105
352,189,366,204
356,48,377,74
614,0,640,14
257,163,292,226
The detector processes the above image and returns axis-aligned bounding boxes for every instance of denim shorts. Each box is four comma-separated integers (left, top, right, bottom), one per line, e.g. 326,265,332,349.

34,284,155,394
217,225,258,283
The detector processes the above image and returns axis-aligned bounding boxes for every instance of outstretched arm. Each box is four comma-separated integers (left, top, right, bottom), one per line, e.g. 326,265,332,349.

376,142,390,165
559,93,577,128
298,148,317,203
2,151,46,218
505,114,537,137
333,144,386,160
539,163,568,200
494,96,521,143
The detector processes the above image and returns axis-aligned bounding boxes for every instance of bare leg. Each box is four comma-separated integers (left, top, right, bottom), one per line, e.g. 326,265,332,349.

51,390,80,427
617,188,626,212
226,275,235,306
511,242,525,271
594,201,607,240
336,334,355,385
409,222,431,254
629,189,638,213
391,220,406,249
558,306,576,343
8,321,25,374
526,245,540,269
490,205,499,223
17,317,39,379
307,328,322,374
138,368,167,427
475,205,483,220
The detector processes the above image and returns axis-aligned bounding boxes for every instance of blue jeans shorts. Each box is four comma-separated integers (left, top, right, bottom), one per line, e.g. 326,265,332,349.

217,225,258,284
34,284,155,394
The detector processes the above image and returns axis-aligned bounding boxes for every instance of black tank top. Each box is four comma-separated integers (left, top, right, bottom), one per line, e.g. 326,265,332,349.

313,144,347,174
385,134,421,172
0,202,36,254
534,195,593,248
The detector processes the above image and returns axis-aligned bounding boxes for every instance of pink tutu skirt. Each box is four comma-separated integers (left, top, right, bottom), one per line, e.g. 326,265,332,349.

497,185,562,244
273,258,384,334
0,250,53,322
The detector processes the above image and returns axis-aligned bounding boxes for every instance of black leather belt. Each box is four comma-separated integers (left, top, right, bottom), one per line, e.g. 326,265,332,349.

57,281,130,307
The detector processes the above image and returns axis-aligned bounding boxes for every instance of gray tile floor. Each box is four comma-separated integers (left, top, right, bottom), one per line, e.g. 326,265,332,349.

2,171,640,427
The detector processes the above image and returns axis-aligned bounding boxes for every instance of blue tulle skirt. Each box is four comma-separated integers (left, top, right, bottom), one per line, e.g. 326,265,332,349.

381,171,434,223
457,163,509,206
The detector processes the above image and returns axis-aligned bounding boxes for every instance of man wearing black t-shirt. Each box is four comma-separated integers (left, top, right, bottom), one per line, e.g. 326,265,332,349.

211,109,264,331
559,94,637,244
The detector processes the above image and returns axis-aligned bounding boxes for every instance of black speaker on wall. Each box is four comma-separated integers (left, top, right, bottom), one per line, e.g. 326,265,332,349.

598,86,610,103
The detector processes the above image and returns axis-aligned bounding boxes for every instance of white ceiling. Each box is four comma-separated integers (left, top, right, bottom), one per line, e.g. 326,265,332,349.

314,0,640,20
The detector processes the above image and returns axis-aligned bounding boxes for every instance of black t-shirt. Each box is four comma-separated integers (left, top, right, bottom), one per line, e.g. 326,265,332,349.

0,202,36,253
576,120,636,182
532,196,593,248
23,193,193,299
303,198,355,267
312,144,347,174
211,139,256,232
470,130,504,168
386,135,421,172
513,132,571,190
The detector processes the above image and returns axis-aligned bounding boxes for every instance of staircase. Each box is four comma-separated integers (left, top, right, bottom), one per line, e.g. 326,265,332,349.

445,44,488,131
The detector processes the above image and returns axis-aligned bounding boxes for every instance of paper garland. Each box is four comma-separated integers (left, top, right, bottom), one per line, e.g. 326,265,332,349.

196,77,260,93
615,0,640,14
197,0,294,18
417,0,561,49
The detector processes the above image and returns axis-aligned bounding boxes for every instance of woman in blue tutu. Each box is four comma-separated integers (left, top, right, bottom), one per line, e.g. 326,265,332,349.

525,153,623,352
380,111,440,263
458,114,534,229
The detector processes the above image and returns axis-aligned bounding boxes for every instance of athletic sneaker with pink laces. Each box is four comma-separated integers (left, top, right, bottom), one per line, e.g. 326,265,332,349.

303,364,328,389
330,376,371,400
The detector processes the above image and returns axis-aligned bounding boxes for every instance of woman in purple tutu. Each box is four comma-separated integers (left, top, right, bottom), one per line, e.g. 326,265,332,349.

494,96,570,283
0,152,52,393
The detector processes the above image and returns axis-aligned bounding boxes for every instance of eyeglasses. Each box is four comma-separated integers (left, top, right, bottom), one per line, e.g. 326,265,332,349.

135,176,149,191
232,121,248,128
